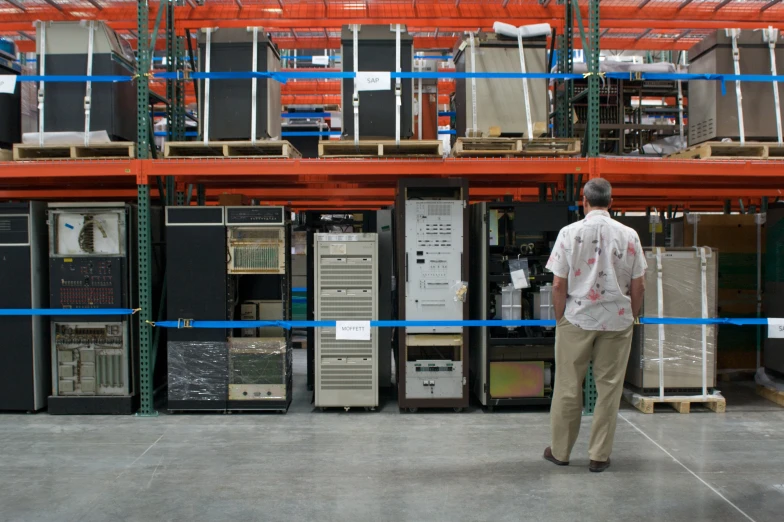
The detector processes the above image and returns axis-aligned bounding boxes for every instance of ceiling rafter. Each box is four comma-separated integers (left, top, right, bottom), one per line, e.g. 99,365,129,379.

3,0,26,11
713,0,733,11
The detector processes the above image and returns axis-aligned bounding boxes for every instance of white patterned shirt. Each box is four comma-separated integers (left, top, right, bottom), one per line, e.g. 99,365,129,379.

545,210,647,331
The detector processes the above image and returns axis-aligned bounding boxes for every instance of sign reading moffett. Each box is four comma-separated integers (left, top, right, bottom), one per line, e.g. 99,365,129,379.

768,318,784,339
336,321,371,341
356,71,391,91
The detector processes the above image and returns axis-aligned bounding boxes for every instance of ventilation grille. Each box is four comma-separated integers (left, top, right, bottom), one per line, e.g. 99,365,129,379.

318,264,373,287
427,203,452,216
231,244,281,271
691,118,715,144
319,295,373,319
319,363,373,390
233,228,283,241
0,219,10,232
318,334,373,358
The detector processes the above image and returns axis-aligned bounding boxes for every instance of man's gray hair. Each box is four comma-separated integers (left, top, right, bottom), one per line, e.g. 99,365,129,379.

584,178,612,208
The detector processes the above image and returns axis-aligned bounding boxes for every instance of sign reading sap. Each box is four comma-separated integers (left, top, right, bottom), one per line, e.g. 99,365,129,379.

0,75,17,94
357,72,391,91
768,319,784,339
336,321,371,341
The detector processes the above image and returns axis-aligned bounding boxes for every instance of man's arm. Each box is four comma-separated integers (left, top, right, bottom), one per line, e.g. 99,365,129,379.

630,276,645,319
553,275,568,321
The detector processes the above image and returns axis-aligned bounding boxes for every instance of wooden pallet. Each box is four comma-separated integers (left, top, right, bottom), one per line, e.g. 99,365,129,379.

452,137,522,157
164,140,301,159
13,142,135,161
756,385,784,407
623,387,726,414
666,141,771,160
452,137,581,157
318,140,443,158
519,137,582,157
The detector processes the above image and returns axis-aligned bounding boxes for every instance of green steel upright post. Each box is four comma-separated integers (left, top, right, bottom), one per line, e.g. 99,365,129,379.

585,0,600,157
164,3,184,206
571,0,601,414
137,0,156,416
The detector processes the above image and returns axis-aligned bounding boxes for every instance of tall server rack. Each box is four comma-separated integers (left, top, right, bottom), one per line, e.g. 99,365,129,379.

341,25,414,139
47,203,137,414
470,202,571,410
303,211,378,392
0,202,50,411
166,206,229,412
396,179,469,412
198,28,281,141
225,206,292,412
314,233,379,410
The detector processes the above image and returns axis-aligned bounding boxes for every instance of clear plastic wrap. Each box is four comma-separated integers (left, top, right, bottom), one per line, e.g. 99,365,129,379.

627,248,719,391
228,338,289,401
167,341,229,402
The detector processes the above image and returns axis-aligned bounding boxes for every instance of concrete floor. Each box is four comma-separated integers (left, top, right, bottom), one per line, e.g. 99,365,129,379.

2,351,783,522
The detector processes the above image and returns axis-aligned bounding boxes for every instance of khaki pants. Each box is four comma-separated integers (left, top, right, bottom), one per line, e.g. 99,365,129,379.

550,316,634,462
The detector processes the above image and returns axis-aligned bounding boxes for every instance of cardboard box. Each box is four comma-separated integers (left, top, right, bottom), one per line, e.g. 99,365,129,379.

218,193,247,206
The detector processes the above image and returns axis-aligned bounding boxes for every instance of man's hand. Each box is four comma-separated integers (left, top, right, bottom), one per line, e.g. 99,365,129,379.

553,275,568,322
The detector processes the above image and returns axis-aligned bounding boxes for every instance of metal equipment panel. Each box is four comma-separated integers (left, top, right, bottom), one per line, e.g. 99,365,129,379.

315,233,378,408
396,178,469,410
404,200,465,333
0,202,49,411
47,203,136,413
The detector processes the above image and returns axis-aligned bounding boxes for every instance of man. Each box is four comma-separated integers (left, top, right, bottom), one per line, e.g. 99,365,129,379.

543,177,646,473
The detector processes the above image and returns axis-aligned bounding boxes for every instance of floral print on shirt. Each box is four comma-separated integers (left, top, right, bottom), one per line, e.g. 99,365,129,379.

546,210,647,331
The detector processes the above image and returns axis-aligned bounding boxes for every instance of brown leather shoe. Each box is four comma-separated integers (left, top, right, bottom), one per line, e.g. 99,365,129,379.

543,447,569,466
589,458,611,473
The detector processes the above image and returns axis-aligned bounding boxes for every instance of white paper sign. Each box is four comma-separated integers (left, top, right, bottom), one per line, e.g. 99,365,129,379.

336,321,371,341
329,243,346,255
768,318,784,339
357,71,391,91
510,269,529,290
0,75,17,94
312,55,330,66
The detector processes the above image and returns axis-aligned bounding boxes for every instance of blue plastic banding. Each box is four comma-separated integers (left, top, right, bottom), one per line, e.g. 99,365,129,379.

292,287,307,293
0,308,136,316
281,112,331,118
64,223,74,230
438,111,457,117
281,131,341,137
152,317,777,329
568,206,579,211
154,131,198,137
281,55,340,60
438,130,457,135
